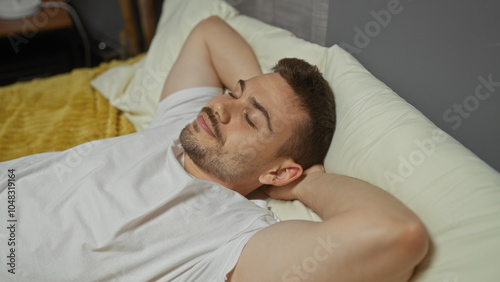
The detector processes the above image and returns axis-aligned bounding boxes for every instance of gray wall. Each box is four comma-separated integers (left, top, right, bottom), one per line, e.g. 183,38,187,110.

326,0,500,172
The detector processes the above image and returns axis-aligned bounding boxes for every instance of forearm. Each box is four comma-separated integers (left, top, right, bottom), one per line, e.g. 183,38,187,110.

160,16,261,100
195,16,262,89
297,172,419,224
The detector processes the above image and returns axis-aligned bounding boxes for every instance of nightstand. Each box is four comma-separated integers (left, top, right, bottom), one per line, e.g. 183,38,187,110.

0,0,84,86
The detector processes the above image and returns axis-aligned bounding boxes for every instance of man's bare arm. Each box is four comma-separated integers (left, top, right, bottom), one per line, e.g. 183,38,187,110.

160,16,262,101
229,166,429,281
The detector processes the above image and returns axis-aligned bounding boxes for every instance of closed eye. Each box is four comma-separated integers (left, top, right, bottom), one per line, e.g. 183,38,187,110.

245,113,256,128
227,91,256,128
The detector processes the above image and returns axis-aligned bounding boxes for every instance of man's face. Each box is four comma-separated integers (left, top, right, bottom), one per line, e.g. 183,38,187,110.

180,73,306,186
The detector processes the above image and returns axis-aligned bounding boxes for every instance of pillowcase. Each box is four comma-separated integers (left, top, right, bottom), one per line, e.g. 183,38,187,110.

321,44,500,282
225,15,327,74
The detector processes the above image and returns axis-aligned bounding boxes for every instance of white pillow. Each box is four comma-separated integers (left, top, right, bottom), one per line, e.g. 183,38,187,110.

322,45,500,281
225,15,327,74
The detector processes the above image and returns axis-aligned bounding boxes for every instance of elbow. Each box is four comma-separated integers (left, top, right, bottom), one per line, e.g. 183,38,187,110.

368,219,429,281
393,219,430,273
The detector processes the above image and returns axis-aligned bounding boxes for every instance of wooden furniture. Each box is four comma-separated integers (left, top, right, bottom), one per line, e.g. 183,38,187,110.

0,0,81,85
119,0,160,56
0,0,72,37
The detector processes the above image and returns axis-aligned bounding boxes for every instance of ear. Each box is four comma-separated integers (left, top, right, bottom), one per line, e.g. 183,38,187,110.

258,159,303,186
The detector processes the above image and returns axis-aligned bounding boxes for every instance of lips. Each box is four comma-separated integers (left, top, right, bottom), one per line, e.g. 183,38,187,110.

197,113,216,138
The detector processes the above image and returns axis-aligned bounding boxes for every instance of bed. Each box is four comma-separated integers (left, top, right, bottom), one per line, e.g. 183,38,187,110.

1,0,499,281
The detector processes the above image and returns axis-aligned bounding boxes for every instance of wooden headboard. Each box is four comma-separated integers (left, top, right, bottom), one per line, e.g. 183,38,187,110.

119,0,163,56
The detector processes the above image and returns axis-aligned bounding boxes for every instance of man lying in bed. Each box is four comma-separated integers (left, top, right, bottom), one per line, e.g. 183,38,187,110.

0,16,428,281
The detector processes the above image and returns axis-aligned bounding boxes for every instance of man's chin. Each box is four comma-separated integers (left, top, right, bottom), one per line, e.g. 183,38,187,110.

180,125,207,164
180,125,244,184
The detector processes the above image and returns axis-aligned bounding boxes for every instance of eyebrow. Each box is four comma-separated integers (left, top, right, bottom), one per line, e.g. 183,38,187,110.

238,79,273,134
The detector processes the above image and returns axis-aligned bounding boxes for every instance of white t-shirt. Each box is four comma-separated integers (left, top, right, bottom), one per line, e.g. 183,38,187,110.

0,87,278,281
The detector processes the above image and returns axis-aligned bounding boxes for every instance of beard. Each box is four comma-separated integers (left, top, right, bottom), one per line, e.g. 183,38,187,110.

179,107,261,184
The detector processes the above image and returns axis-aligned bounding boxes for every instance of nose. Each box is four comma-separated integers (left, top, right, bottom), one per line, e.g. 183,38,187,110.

213,98,231,124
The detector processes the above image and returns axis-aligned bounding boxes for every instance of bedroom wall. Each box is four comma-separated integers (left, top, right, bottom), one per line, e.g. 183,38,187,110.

326,0,500,172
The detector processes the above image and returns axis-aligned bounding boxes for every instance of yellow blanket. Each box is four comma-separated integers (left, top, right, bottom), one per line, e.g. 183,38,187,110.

0,56,144,162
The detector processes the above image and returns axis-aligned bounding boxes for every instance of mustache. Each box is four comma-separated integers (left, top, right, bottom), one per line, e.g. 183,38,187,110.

200,107,223,142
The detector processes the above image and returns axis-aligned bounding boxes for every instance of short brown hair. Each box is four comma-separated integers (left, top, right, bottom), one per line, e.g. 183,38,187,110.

272,58,336,170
